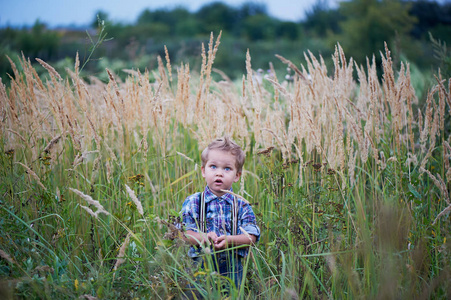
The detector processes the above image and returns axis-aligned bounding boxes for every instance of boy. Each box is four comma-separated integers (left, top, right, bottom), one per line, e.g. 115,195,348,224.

181,137,260,289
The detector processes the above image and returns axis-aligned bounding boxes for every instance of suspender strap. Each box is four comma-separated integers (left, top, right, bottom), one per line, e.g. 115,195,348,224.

199,192,206,233
198,192,237,235
232,195,238,236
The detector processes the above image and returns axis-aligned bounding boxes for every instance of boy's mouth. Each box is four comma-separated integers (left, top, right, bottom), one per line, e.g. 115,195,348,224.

214,179,223,184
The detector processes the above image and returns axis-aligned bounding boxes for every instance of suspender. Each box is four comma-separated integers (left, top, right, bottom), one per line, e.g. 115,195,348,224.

199,192,238,235
199,192,206,233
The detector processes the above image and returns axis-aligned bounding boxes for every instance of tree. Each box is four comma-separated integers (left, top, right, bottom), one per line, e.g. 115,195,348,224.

409,0,451,42
304,0,342,37
275,21,300,40
237,1,268,20
196,2,238,34
243,14,278,41
337,0,416,64
17,20,59,61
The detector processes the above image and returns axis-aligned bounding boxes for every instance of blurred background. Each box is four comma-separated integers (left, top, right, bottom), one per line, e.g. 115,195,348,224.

1,0,450,97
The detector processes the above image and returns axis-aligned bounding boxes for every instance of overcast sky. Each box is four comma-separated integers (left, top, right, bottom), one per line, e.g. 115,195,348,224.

0,0,338,28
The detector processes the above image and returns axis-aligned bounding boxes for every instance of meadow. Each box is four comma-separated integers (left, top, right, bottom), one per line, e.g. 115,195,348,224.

1,32,450,299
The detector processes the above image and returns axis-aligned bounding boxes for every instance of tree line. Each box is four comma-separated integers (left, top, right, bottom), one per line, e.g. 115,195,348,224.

1,0,450,83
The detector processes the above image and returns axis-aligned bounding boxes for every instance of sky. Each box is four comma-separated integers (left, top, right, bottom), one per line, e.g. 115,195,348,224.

0,0,337,28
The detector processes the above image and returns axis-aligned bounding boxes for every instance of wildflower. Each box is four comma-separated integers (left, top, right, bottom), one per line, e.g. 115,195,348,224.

312,163,322,172
128,174,144,186
39,155,52,165
5,149,14,157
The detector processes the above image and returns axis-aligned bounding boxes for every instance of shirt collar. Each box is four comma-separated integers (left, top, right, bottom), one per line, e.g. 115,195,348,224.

204,185,234,204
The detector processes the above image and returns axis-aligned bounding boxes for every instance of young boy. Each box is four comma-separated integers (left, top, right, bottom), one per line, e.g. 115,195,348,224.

181,137,260,289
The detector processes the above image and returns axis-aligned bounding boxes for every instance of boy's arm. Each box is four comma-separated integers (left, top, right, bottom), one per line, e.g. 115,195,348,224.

183,230,220,247
213,233,257,250
181,192,208,246
183,230,207,246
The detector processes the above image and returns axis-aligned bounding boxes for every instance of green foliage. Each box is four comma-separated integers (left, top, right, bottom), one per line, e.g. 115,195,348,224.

242,14,277,41
196,2,239,34
429,32,451,79
337,0,417,65
304,0,343,37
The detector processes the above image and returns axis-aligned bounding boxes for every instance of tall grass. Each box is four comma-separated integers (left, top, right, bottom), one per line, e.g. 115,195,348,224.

0,33,450,299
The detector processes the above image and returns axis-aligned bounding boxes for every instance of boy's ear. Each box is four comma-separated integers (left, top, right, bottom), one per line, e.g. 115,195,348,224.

233,171,241,183
201,166,206,178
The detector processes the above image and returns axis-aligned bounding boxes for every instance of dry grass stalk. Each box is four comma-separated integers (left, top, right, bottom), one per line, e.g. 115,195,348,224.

15,162,47,190
144,173,157,195
435,74,447,132
0,249,14,265
0,78,7,109
106,68,125,115
156,55,170,97
176,151,194,162
36,58,62,81
195,43,207,113
79,295,98,300
90,155,101,183
333,97,346,170
432,203,451,225
125,184,144,216
113,232,132,278
261,128,288,160
3,41,449,225
420,105,440,170
419,167,450,206
138,133,148,161
105,159,112,183
43,134,62,153
275,54,309,83
380,151,387,170
7,128,28,145
348,148,357,187
205,31,222,89
164,45,172,82
104,142,117,162
21,56,38,108
6,55,21,83
445,141,451,183
74,52,80,77
86,114,101,147
69,188,110,217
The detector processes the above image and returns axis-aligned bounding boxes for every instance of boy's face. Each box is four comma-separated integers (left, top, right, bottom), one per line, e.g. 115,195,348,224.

201,149,241,197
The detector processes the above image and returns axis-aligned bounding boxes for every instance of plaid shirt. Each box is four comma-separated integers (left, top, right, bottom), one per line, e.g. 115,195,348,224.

181,186,260,258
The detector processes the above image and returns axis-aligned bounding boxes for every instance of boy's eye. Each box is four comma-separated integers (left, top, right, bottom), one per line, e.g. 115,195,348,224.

224,167,231,171
210,165,216,169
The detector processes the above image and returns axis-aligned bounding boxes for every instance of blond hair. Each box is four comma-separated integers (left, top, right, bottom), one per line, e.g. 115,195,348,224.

201,137,245,173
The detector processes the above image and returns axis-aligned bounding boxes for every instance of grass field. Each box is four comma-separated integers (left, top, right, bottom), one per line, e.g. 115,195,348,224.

1,33,451,299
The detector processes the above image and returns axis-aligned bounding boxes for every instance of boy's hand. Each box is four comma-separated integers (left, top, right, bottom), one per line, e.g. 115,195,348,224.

213,235,228,250
206,232,218,245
